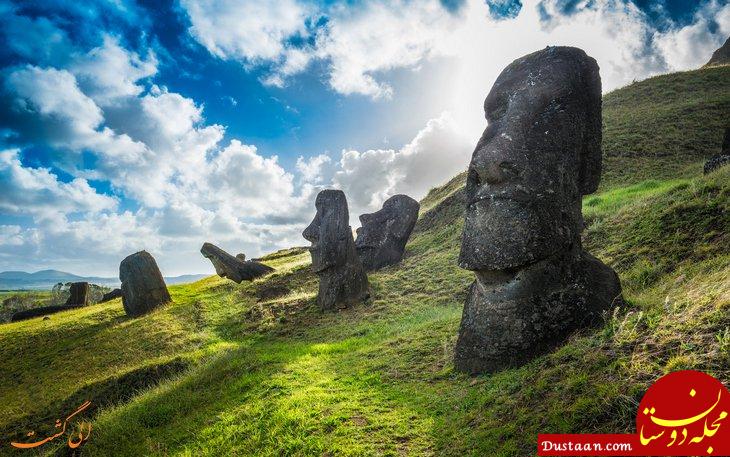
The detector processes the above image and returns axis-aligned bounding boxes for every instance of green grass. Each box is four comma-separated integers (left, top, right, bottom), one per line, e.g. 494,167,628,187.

0,67,729,456
1,166,726,456
599,65,730,188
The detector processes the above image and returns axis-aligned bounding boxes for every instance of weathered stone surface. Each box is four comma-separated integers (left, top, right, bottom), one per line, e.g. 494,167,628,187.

99,288,122,303
200,243,274,283
455,46,622,374
65,282,90,306
355,194,420,271
302,189,369,311
704,128,730,174
119,250,171,317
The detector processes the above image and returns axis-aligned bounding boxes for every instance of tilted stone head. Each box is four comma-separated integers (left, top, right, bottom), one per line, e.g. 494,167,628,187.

119,250,171,317
355,194,420,270
302,189,351,273
459,46,602,271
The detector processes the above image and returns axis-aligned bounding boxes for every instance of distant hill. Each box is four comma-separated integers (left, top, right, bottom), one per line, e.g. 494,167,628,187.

0,269,208,290
704,36,730,67
600,64,730,188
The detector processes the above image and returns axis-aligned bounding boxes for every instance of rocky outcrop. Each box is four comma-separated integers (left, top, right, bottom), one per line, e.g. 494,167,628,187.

200,243,274,283
119,251,171,317
455,46,622,374
355,194,420,271
303,189,369,311
704,128,730,174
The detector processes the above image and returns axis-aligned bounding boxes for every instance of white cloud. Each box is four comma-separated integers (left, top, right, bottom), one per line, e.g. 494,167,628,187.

653,1,730,69
311,1,458,99
329,112,472,215
5,65,103,132
0,148,118,219
181,0,730,102
72,35,157,105
296,154,332,184
3,0,728,275
181,0,309,62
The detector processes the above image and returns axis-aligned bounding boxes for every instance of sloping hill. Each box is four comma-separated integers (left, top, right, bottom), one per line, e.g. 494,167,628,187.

0,67,728,456
600,64,730,188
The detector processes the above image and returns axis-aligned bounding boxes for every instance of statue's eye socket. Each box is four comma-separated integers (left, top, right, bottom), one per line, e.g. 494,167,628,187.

499,161,520,178
486,95,508,120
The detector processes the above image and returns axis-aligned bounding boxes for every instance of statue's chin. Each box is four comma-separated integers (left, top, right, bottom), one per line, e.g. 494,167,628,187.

458,199,564,271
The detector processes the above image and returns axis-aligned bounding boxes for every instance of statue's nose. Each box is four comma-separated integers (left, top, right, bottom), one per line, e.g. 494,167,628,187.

473,159,518,186
302,222,318,242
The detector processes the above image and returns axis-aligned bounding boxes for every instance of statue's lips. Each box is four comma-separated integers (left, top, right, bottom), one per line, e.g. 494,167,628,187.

467,188,532,208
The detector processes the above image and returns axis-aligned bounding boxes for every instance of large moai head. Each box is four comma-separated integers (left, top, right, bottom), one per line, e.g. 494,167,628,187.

459,46,602,271
355,194,420,271
302,189,352,273
454,47,621,375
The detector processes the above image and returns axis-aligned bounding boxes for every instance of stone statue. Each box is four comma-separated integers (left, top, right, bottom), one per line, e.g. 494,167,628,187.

119,250,171,317
200,242,274,282
455,47,622,374
355,194,420,271
303,189,369,311
65,282,89,306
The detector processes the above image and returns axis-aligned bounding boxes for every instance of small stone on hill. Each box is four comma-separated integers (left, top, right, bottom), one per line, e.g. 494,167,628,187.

704,128,730,174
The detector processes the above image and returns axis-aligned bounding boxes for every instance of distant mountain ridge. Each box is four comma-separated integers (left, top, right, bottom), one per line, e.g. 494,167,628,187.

0,269,208,290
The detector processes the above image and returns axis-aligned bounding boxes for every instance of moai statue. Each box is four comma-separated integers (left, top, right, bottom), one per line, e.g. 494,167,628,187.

200,242,274,282
65,282,90,306
302,189,369,311
455,47,622,374
355,194,420,271
119,250,171,317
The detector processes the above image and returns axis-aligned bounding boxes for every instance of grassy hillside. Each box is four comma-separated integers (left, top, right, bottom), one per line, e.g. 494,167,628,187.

0,67,728,456
600,64,730,188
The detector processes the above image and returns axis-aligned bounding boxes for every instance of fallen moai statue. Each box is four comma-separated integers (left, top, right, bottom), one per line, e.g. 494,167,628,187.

200,242,274,283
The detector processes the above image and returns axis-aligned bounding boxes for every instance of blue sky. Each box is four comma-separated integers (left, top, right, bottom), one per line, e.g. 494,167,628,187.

0,0,727,276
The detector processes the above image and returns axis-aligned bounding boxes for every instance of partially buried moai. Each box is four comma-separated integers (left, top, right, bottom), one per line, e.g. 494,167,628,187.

119,250,171,317
455,47,622,374
355,194,420,271
303,189,369,311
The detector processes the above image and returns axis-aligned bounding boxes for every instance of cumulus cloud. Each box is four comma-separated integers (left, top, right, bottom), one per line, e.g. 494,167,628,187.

328,112,472,215
2,0,728,275
311,1,458,98
0,51,316,273
72,35,157,105
181,0,730,101
0,148,118,219
653,1,730,69
181,0,310,62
